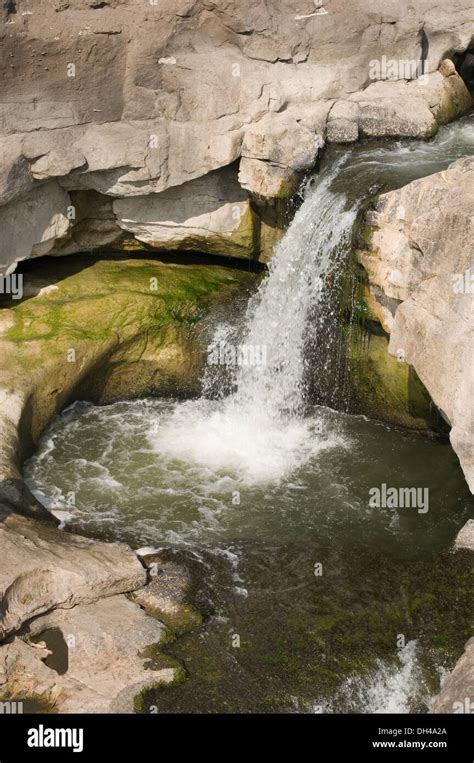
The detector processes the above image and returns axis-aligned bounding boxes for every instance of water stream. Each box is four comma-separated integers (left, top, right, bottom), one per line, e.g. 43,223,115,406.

25,115,474,713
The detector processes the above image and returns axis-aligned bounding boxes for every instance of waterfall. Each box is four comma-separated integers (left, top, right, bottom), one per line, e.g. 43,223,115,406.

232,159,356,417
124,115,474,485
143,162,357,485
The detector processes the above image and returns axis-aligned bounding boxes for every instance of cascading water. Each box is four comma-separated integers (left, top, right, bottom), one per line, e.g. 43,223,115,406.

147,159,356,485
231,159,355,417
25,115,474,713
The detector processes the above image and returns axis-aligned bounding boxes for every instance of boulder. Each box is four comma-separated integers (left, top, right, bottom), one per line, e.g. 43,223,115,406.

0,594,177,713
349,68,471,139
432,638,474,714
130,557,202,634
0,512,147,639
358,157,474,491
114,165,258,259
454,520,474,552
239,109,326,199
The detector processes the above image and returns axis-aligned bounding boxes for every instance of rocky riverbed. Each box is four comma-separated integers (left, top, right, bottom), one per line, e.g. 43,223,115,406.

0,0,473,715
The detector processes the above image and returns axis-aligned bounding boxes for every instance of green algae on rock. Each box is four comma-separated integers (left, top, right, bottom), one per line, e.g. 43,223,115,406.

0,254,255,519
347,326,439,431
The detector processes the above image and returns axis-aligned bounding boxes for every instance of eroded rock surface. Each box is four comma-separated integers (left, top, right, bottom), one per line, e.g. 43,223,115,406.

0,512,146,639
0,513,202,712
0,595,176,714
131,553,202,634
0,1,472,269
0,256,252,521
113,165,258,259
358,157,474,491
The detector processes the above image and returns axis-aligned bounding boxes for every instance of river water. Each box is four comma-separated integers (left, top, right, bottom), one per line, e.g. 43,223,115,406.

25,115,474,713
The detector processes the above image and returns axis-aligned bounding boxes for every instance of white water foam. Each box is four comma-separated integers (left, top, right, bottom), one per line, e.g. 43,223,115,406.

316,641,434,713
148,164,353,484
147,398,337,485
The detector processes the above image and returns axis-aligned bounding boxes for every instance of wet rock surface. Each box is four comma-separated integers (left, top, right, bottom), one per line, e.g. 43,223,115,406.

358,157,474,492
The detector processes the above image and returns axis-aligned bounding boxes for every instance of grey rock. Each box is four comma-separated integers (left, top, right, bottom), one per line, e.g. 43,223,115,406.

30,149,86,181
358,157,474,492
114,165,258,259
0,512,147,639
0,182,71,274
454,520,474,552
0,2,472,260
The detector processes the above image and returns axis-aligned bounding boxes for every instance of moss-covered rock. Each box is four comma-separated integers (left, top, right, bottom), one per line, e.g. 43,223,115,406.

0,255,255,506
130,558,204,636
347,326,440,430
347,218,445,431
433,67,473,124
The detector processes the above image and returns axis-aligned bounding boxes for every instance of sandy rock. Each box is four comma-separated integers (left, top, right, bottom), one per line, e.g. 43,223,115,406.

131,557,201,633
439,59,457,77
357,93,438,138
327,101,360,143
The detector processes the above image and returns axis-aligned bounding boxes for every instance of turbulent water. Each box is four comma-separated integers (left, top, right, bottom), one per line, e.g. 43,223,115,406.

25,115,474,713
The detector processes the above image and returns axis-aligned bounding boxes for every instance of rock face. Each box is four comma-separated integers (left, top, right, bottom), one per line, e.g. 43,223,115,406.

0,1,472,270
357,157,474,490
0,512,146,639
113,165,259,259
0,256,253,518
455,520,474,551
0,595,176,713
347,326,439,431
432,637,474,713
0,515,193,712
